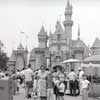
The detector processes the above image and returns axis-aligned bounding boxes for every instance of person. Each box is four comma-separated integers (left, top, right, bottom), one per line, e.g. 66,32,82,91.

81,74,90,100
46,68,54,100
11,70,17,95
23,64,34,98
0,70,5,78
53,74,60,100
58,75,65,100
78,67,85,95
67,69,77,96
37,65,49,100
16,69,22,90
33,71,38,99
20,68,25,87
64,72,68,91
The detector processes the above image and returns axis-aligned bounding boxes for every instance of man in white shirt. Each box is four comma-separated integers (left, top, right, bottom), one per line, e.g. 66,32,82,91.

81,75,90,100
23,64,34,98
78,67,85,95
78,67,84,82
67,69,77,96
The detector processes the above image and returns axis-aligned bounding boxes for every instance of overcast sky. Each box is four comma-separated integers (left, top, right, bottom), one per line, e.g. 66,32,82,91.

0,0,100,56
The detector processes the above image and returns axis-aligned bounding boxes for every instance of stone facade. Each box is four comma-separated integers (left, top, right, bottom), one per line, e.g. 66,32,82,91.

8,43,28,71
29,0,90,71
9,0,100,72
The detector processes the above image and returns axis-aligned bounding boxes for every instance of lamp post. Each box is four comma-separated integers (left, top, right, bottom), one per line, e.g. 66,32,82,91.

49,53,52,68
46,52,53,69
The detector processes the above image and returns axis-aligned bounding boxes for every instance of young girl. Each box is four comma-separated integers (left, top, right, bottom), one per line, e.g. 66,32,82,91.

53,75,59,100
81,74,90,100
58,74,65,100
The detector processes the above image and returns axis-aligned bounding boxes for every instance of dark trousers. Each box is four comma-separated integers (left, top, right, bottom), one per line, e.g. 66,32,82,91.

69,80,76,96
53,85,59,100
64,81,67,90
75,80,80,95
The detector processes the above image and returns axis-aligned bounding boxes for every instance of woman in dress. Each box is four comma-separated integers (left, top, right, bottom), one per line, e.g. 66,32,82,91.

37,65,49,100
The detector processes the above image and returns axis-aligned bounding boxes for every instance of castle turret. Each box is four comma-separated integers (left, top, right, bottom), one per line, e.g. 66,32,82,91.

17,43,24,51
15,43,28,70
63,0,73,40
38,26,48,48
55,20,64,34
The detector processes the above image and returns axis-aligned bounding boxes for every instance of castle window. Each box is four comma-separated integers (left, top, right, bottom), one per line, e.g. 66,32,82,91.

58,44,61,50
57,34,61,41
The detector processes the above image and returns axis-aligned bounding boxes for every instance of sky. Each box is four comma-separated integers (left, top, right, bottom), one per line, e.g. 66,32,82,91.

0,0,100,57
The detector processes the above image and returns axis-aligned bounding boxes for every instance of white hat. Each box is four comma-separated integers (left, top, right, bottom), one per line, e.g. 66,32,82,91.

78,67,82,70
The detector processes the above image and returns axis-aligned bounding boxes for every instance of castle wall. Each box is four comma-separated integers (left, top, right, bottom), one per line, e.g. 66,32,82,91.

16,55,24,70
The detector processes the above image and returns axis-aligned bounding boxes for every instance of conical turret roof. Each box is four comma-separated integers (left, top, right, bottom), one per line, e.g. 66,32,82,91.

65,0,72,16
39,25,47,35
66,0,72,9
92,38,100,48
17,43,24,50
9,50,16,61
55,21,64,34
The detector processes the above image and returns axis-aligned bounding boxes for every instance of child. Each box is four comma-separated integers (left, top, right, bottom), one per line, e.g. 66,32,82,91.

16,78,20,93
46,70,54,100
33,72,38,99
53,75,59,100
81,74,90,100
58,74,65,100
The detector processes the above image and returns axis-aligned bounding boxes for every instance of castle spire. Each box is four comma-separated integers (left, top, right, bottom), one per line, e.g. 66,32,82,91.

39,25,46,35
77,25,80,40
38,25,48,48
17,42,24,51
67,0,70,7
63,0,73,40
55,20,63,34
66,0,72,10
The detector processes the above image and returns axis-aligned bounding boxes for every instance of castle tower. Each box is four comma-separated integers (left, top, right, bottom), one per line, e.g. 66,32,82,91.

15,43,28,70
63,0,73,41
38,25,48,48
8,43,28,71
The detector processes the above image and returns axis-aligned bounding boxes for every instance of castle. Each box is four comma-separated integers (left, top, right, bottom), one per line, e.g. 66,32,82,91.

8,0,100,72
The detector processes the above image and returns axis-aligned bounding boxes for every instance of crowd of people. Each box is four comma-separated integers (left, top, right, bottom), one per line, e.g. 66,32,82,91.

0,64,90,100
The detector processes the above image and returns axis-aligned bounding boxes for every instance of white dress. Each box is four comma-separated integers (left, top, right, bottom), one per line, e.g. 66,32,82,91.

38,70,48,97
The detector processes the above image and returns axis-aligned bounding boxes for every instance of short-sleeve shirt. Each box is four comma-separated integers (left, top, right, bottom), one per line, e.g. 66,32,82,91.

79,71,84,81
23,68,34,82
59,83,65,93
81,79,90,89
68,71,76,81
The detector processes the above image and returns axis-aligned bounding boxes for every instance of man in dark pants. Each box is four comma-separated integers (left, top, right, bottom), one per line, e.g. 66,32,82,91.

68,69,77,96
23,64,34,98
75,79,80,95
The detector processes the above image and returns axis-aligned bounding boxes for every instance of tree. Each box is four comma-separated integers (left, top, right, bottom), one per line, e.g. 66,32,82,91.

0,52,8,70
0,41,9,70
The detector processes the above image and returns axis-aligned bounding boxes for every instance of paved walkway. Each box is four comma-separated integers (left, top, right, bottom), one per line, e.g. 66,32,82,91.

13,88,97,100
